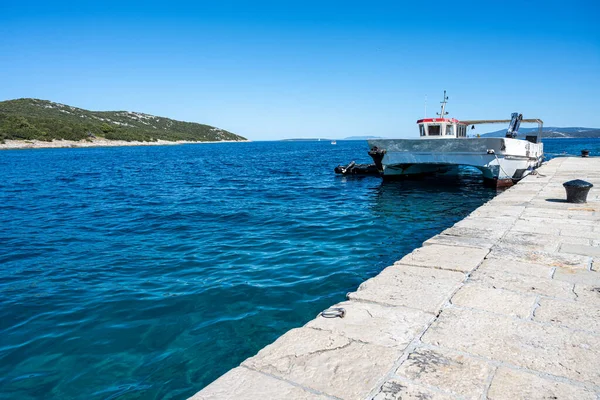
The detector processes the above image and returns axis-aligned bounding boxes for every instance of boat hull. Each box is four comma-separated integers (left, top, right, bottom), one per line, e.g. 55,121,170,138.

367,138,543,187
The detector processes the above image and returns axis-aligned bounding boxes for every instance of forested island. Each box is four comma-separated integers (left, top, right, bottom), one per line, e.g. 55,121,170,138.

0,98,246,148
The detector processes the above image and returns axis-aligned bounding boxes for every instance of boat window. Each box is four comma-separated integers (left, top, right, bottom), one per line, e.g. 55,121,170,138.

419,125,425,136
428,125,441,136
445,124,454,136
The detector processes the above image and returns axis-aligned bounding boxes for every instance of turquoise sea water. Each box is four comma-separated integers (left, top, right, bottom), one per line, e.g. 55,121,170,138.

0,138,597,399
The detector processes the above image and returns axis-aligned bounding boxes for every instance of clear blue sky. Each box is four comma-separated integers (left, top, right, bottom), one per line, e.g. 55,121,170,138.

1,0,598,140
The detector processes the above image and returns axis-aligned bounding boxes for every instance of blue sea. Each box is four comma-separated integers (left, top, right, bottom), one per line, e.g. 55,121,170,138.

0,138,598,399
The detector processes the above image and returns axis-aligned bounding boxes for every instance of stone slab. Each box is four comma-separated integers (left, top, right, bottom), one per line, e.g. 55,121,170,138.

510,220,561,235
440,226,506,241
470,270,575,300
372,379,456,400
534,297,600,333
520,207,578,219
394,244,489,272
519,216,598,227
451,283,537,318
567,212,600,222
485,198,530,207
560,228,600,240
189,367,331,400
423,234,495,250
242,327,399,400
348,265,465,313
306,301,432,348
526,199,594,210
553,268,600,285
487,245,589,270
487,193,537,202
453,217,515,233
494,232,561,253
573,284,600,307
558,236,593,246
487,367,597,400
395,347,493,400
559,243,600,257
422,307,600,385
477,258,554,279
469,205,525,218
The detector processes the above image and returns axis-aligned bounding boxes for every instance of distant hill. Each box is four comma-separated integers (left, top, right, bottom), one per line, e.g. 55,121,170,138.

481,127,600,138
343,136,386,140
0,98,246,143
281,138,331,141
282,136,386,141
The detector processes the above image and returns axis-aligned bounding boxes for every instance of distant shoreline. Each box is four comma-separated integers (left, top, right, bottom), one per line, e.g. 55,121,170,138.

0,138,250,150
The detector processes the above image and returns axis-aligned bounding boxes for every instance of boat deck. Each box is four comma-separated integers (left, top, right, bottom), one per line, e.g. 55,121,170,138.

191,157,600,400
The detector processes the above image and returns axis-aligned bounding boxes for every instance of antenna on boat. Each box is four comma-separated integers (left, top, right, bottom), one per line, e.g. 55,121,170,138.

425,94,427,117
436,90,449,118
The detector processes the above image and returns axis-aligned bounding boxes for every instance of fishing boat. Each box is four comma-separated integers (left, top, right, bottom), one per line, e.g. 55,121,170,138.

367,91,544,187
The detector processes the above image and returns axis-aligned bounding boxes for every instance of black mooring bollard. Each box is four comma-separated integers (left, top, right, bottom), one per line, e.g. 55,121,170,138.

581,149,590,157
563,179,594,203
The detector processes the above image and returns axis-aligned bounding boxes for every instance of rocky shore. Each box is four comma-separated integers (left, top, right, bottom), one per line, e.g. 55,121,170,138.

0,138,249,150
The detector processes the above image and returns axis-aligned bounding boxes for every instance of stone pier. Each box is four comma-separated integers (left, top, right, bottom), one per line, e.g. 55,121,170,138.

190,157,600,400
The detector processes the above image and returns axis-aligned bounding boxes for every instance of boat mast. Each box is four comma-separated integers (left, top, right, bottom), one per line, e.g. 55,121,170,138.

436,90,449,119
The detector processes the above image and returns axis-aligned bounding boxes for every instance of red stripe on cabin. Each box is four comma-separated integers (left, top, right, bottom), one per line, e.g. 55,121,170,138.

416,118,466,124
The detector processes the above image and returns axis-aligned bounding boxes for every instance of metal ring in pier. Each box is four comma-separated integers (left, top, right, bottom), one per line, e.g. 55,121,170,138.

320,307,346,318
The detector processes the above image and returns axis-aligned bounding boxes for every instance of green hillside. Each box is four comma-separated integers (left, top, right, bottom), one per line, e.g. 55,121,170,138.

0,98,246,143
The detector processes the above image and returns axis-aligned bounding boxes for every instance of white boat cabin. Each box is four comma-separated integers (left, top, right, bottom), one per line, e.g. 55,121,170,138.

417,118,468,139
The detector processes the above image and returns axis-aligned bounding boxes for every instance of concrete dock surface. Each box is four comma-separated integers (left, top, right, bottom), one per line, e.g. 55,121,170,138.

190,157,600,400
